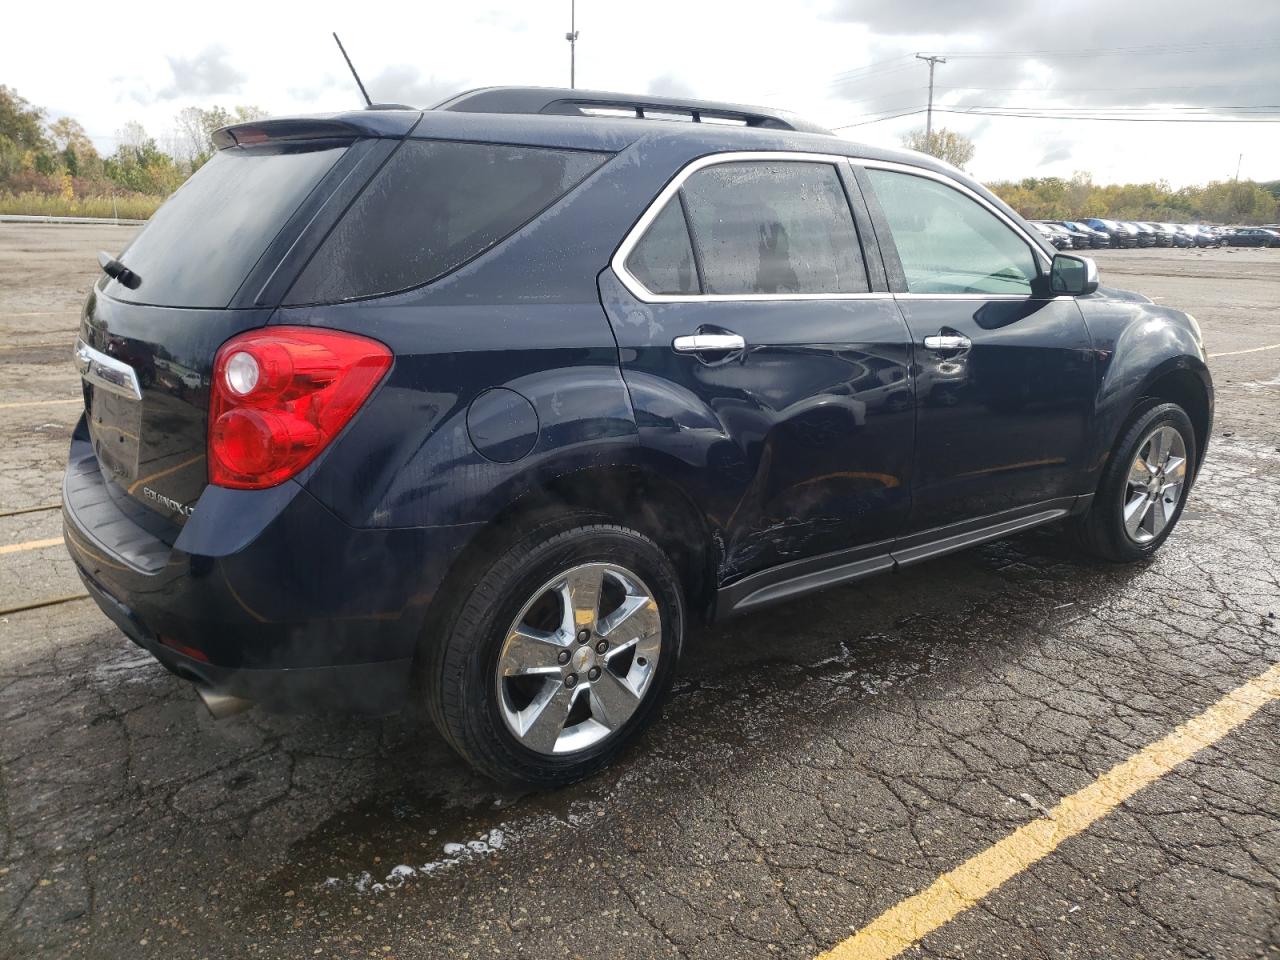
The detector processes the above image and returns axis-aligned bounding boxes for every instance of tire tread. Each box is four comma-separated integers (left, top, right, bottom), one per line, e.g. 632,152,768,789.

421,518,682,786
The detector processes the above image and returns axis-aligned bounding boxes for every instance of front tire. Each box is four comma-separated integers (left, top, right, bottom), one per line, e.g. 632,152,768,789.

423,522,685,787
1072,402,1196,562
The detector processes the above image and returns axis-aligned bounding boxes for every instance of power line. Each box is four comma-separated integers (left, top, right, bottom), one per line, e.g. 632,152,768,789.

935,108,1280,123
825,87,926,115
831,108,928,130
825,55,918,84
830,103,1280,131
931,39,1280,60
760,56,918,101
935,82,1278,94
948,104,1280,114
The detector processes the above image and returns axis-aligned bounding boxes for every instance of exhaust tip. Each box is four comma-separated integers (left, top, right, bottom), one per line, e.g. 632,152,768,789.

196,686,254,720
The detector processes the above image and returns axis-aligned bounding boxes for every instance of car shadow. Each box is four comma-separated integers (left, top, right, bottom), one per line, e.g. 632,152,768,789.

211,523,1147,914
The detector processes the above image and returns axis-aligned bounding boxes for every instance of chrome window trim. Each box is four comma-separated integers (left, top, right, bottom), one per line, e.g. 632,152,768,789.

612,150,1057,305
897,293,1029,301
611,150,886,304
74,338,142,401
892,294,1080,303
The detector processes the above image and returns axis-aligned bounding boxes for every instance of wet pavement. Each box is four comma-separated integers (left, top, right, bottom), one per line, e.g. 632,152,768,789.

1,225,1277,959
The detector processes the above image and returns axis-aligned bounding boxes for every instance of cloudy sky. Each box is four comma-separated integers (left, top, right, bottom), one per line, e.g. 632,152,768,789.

7,0,1278,186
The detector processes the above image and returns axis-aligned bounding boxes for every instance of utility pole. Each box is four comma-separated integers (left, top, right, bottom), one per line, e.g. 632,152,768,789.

1234,152,1242,181
565,0,580,89
916,53,946,142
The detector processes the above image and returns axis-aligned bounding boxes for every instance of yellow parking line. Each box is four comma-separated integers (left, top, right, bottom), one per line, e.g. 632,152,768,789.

1209,342,1280,358
0,537,65,556
816,660,1280,960
0,398,80,410
0,593,88,616
0,340,66,351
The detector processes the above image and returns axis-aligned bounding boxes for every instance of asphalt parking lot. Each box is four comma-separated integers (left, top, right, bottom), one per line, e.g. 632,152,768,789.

1,223,1277,959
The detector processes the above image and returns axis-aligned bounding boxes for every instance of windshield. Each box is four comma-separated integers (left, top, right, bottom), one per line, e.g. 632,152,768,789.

110,142,346,308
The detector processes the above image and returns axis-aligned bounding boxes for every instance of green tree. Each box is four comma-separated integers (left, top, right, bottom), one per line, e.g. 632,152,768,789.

0,85,55,183
1198,180,1277,223
0,85,48,152
988,173,1280,225
104,121,184,194
901,127,975,168
48,116,100,180
175,104,269,168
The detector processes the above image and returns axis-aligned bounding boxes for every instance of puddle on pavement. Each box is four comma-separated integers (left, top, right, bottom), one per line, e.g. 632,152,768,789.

254,772,623,907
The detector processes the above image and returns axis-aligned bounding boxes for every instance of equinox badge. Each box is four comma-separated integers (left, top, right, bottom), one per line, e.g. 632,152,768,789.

142,486,194,517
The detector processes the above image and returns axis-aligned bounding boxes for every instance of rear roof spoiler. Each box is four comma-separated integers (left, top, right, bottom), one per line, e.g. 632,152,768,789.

432,86,833,136
212,112,421,150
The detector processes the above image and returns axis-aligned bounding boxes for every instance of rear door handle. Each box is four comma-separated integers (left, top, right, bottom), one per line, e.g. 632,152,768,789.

672,333,746,353
923,333,972,352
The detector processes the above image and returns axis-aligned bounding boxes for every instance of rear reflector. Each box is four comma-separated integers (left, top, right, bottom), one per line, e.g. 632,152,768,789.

209,327,391,489
159,635,210,663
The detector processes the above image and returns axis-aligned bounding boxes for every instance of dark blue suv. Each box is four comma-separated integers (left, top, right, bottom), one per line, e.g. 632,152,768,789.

64,87,1212,785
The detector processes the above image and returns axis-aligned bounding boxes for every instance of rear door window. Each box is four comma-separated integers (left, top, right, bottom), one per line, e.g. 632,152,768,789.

110,143,346,308
624,197,699,295
287,140,609,303
679,161,868,295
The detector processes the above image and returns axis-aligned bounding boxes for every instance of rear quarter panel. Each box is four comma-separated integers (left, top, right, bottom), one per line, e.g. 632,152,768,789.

277,136,666,530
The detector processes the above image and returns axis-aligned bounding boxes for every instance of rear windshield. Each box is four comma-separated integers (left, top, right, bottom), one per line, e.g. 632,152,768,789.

112,143,345,308
285,140,609,304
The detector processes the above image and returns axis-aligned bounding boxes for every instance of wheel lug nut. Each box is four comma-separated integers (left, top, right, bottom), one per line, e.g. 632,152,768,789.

557,650,571,665
588,667,601,681
565,673,578,687
576,630,590,644
595,640,608,654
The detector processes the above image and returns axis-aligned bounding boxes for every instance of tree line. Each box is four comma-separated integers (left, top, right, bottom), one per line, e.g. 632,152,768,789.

988,172,1279,226
905,127,1278,226
0,85,265,218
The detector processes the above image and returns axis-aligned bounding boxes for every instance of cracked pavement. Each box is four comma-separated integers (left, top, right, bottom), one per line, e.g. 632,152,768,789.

0,225,1277,959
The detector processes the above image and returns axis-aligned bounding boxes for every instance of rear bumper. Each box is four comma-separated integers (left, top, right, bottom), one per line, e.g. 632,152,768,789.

75,566,411,713
63,420,479,714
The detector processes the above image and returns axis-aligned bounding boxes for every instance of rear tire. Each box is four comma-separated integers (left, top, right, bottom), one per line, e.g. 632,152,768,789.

422,521,685,787
1071,401,1196,562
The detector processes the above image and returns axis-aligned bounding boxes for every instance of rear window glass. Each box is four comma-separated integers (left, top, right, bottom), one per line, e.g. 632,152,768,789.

113,143,345,308
287,140,609,303
625,197,699,295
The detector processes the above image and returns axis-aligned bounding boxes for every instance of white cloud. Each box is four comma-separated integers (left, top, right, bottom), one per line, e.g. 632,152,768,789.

6,0,1277,185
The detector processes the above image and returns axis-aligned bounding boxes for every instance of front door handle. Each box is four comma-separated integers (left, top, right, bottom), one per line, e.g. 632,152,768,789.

673,333,746,353
923,333,972,352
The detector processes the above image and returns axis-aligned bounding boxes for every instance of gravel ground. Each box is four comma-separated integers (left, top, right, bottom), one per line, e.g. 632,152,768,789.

1,224,1277,959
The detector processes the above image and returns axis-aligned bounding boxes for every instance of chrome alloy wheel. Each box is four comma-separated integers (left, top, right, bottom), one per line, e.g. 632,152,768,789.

495,562,662,755
1123,424,1188,544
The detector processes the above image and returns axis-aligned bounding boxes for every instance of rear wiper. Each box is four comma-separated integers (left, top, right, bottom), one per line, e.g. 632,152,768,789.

97,251,141,290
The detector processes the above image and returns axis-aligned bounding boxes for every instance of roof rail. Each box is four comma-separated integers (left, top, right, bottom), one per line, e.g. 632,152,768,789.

431,86,833,136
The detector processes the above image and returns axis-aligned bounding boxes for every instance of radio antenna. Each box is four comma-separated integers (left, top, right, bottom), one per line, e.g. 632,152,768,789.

333,32,373,107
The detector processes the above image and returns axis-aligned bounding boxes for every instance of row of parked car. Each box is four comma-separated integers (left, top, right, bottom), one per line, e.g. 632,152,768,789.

1030,219,1280,250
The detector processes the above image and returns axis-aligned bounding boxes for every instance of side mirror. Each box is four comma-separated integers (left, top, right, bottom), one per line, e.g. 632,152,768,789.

1050,253,1098,296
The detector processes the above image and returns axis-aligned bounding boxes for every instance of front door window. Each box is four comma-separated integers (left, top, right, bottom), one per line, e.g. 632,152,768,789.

866,168,1039,296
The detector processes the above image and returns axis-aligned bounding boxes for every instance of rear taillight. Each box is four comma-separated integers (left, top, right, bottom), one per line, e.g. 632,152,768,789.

209,327,392,489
